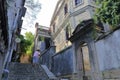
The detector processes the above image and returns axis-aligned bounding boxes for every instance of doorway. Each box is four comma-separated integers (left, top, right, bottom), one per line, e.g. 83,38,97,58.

80,43,91,80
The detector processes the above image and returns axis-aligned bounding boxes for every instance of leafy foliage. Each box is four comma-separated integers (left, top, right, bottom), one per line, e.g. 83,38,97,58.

94,0,120,28
20,32,34,55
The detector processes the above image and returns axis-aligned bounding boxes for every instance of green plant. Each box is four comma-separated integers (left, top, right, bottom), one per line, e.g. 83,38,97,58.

94,0,120,28
20,32,34,56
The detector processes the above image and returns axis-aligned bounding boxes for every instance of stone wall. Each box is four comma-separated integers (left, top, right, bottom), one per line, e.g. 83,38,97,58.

95,29,120,80
103,69,120,80
52,46,74,78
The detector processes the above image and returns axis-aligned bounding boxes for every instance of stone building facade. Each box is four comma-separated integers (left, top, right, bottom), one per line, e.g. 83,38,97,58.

50,0,95,52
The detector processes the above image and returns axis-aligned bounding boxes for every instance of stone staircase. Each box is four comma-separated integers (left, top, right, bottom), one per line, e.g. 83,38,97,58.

8,62,57,80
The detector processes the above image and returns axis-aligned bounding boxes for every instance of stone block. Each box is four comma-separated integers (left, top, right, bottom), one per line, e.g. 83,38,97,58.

103,69,120,79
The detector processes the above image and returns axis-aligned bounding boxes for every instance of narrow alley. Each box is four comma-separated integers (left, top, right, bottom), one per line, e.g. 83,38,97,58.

0,0,120,80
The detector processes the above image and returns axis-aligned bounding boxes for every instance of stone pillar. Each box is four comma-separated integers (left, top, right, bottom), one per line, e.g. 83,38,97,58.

76,47,84,80
72,42,84,80
88,41,103,80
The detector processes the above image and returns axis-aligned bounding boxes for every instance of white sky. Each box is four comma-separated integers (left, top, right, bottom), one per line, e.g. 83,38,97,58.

21,0,58,35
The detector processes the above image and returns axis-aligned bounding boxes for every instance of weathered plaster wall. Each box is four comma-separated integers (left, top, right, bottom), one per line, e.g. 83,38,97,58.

95,29,120,71
52,46,74,77
95,29,120,79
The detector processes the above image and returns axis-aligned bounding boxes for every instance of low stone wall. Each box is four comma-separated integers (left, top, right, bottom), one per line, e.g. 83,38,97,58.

52,46,74,77
95,29,120,71
103,69,120,80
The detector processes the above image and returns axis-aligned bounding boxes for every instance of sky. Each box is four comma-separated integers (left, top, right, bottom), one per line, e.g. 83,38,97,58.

21,0,58,35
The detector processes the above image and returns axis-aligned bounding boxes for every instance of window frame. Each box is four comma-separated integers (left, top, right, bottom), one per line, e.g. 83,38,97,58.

75,0,83,6
53,23,56,33
64,4,68,15
65,25,72,40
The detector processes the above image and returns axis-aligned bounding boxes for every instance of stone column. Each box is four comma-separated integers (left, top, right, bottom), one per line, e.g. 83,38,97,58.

88,41,103,80
73,42,84,80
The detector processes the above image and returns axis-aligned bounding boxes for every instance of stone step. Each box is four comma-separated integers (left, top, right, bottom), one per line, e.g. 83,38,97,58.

41,65,57,79
8,62,49,80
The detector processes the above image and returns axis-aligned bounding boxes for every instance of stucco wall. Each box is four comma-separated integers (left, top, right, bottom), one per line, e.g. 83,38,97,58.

95,29,120,71
52,46,74,76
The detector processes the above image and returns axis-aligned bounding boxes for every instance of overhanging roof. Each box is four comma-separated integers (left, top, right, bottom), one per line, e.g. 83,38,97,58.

69,19,94,42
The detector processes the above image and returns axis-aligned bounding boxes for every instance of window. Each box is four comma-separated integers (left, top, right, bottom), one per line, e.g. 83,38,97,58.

66,26,69,40
65,25,72,40
53,23,56,33
75,0,83,5
64,4,68,15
